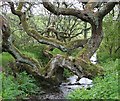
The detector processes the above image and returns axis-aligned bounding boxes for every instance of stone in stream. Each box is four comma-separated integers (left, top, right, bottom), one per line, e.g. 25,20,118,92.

67,75,78,84
78,77,92,85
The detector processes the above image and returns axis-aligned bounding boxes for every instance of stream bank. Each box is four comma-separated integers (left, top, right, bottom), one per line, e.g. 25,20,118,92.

27,75,93,100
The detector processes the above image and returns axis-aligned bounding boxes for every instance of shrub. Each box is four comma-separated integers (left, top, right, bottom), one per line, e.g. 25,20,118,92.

0,71,39,100
16,72,39,95
1,73,23,99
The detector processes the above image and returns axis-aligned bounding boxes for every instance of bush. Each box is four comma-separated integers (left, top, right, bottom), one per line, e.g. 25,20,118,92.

97,15,120,62
16,72,39,95
1,73,23,99
67,59,119,100
0,71,39,100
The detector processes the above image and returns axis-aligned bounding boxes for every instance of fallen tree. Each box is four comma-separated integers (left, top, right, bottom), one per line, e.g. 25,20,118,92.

1,0,118,86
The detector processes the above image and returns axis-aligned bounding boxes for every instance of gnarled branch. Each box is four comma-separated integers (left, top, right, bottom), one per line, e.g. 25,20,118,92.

42,0,89,22
99,1,117,18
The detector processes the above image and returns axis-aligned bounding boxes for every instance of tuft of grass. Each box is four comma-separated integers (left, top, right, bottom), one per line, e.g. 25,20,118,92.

67,59,119,100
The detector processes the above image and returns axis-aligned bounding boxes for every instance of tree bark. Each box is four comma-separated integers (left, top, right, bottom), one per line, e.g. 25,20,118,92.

44,54,104,80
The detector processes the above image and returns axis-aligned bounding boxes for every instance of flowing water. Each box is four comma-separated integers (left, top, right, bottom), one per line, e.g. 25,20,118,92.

59,75,93,96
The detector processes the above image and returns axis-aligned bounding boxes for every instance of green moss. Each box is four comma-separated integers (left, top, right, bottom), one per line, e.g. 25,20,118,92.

76,47,87,58
16,2,24,11
0,52,15,67
50,48,65,56
76,58,104,78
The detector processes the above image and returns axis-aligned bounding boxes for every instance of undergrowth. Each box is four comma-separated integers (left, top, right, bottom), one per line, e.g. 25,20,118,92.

67,59,119,100
0,71,39,100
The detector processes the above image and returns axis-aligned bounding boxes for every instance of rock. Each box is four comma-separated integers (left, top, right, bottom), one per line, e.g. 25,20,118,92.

78,77,92,85
67,75,78,84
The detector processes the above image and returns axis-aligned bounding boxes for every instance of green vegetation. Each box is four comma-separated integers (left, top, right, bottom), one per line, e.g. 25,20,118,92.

0,52,15,67
0,52,40,100
0,71,39,99
63,69,74,78
67,59,119,100
66,14,119,100
98,15,120,62
1,6,119,100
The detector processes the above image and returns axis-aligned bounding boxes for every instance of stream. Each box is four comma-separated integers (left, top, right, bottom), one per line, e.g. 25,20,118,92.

28,75,93,100
59,52,96,97
60,75,93,96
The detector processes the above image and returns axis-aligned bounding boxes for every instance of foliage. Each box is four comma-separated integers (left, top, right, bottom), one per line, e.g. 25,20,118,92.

67,59,119,100
0,53,15,75
21,44,49,67
0,52,15,67
0,49,40,100
98,15,120,62
63,69,74,78
16,72,39,95
0,71,39,100
1,72,23,99
21,51,38,60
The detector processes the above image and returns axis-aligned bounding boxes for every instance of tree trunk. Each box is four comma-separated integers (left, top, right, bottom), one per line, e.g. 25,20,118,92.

1,13,104,86
78,20,103,59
